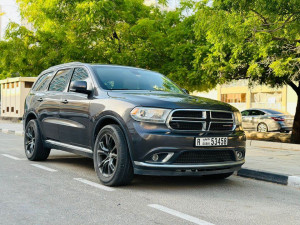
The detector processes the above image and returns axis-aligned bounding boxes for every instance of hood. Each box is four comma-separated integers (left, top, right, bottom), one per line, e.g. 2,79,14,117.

107,91,237,112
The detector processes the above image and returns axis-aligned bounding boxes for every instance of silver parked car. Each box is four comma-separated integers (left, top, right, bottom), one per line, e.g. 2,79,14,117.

241,108,294,133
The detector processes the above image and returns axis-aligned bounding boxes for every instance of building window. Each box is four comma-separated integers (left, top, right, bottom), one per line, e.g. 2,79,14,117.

11,83,14,88
251,92,282,110
221,93,246,103
16,82,19,88
2,84,5,89
25,82,33,88
7,83,9,89
6,107,9,112
11,107,14,112
16,110,19,114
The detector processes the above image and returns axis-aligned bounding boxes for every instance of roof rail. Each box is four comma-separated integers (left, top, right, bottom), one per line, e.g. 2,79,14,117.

47,61,84,69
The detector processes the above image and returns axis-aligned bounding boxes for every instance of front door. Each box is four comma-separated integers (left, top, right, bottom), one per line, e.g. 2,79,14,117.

241,110,252,129
59,67,92,148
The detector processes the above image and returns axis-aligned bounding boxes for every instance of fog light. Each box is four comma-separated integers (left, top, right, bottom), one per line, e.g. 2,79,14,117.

152,154,159,161
236,151,243,160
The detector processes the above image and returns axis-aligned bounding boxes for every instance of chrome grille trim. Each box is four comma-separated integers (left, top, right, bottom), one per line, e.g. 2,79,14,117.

167,109,235,132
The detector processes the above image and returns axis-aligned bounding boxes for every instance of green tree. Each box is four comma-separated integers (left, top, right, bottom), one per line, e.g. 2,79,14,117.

0,0,196,82
193,0,300,143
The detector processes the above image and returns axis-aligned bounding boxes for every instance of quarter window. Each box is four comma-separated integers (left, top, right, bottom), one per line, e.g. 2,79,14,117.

32,72,54,91
49,69,73,92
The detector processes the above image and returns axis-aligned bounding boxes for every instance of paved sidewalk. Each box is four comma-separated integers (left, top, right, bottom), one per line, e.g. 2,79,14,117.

245,146,300,176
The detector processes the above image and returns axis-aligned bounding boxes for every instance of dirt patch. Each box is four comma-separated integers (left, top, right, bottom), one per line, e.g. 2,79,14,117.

245,131,291,143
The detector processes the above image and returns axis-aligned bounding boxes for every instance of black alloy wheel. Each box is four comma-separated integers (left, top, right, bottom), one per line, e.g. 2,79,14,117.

24,119,50,161
94,125,133,186
97,133,118,177
25,125,36,158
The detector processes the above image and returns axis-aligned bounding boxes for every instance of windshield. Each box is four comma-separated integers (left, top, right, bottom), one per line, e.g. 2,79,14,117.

92,66,184,94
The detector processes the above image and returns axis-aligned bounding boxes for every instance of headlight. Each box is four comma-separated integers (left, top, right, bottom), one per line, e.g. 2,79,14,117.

130,107,171,123
234,111,243,128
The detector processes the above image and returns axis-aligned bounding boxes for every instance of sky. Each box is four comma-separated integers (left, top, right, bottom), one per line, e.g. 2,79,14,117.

0,0,21,39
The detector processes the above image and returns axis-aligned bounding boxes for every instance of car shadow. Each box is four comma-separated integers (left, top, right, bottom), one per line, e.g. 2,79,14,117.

46,154,242,190
128,175,240,190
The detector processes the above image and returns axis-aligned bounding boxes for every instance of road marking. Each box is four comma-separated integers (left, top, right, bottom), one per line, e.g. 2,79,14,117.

74,178,115,192
1,154,25,160
31,164,58,172
148,204,215,225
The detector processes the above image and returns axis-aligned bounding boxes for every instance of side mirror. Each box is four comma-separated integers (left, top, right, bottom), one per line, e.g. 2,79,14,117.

182,88,189,95
70,81,91,94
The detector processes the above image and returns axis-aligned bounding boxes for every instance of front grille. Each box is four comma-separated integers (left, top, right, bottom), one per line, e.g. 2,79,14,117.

211,111,232,119
174,150,235,164
168,110,234,132
210,123,233,131
172,111,203,118
169,122,203,130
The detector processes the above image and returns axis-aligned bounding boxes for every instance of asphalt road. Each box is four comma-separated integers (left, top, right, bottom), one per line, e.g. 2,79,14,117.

0,133,299,225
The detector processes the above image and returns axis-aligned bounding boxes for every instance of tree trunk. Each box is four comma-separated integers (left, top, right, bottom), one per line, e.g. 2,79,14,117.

291,96,300,144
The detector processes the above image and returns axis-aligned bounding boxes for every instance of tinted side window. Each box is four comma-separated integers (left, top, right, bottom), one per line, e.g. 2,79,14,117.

71,68,89,83
32,72,54,91
49,69,73,92
241,111,249,116
250,110,265,116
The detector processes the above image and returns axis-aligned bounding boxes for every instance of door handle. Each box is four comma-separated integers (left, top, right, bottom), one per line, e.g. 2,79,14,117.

37,98,43,102
61,99,68,104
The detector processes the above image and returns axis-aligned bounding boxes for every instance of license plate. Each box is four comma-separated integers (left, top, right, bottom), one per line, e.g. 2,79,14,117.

195,137,228,146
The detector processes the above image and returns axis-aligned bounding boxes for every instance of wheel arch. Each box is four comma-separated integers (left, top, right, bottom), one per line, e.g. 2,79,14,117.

92,112,134,161
24,111,39,129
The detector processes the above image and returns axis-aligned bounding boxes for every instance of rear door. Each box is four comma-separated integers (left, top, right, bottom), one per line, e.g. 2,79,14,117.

58,67,92,148
39,69,73,141
27,71,55,120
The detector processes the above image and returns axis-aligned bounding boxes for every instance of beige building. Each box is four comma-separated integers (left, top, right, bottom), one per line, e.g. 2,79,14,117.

194,80,298,115
0,77,36,118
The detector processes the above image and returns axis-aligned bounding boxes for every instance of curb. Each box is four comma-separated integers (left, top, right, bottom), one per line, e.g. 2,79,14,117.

0,128,24,136
237,168,300,188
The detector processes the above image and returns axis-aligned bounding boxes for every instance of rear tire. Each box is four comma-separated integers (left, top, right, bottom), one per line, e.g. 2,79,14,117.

204,172,233,180
24,119,51,161
257,123,268,132
93,125,133,186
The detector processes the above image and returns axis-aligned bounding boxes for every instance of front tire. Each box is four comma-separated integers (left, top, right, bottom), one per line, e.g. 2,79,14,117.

93,125,133,186
24,119,51,161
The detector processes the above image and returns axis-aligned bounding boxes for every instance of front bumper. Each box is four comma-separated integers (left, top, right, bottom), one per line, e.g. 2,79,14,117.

133,160,244,176
127,121,246,176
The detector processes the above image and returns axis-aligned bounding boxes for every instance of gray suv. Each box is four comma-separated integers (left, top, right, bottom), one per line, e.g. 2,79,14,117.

24,62,246,186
